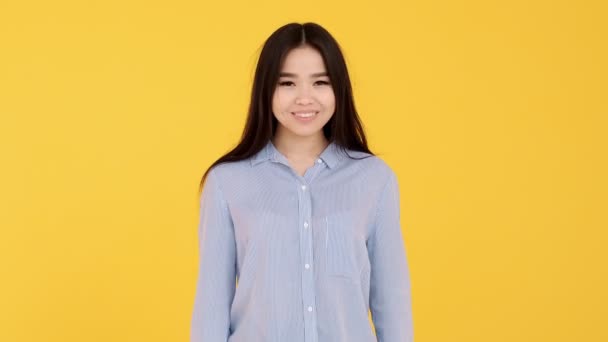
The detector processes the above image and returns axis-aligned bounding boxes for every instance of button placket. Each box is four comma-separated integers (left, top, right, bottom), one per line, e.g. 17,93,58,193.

298,180,317,341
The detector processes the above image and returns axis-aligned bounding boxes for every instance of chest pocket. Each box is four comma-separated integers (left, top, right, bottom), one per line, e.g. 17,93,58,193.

325,212,361,282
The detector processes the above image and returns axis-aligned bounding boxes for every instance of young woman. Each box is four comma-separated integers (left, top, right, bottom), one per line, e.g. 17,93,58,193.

191,22,413,342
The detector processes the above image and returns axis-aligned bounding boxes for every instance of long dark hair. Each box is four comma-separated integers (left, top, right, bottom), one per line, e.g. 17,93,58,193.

198,22,375,194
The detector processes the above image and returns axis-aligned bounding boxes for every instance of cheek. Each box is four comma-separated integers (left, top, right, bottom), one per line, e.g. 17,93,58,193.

320,91,336,109
272,90,290,111
271,93,280,114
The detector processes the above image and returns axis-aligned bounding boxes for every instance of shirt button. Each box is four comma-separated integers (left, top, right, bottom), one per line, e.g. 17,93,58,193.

303,221,308,228
301,185,306,191
305,263,310,269
307,306,313,312
317,159,322,164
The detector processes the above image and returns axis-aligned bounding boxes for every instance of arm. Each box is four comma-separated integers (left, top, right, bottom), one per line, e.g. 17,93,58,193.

368,170,414,342
190,168,236,342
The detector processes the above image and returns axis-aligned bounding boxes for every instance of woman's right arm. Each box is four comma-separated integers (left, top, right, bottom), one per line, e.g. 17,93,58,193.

190,168,236,342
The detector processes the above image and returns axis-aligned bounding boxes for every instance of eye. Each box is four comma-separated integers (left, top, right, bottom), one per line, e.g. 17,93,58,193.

315,80,331,86
278,81,295,86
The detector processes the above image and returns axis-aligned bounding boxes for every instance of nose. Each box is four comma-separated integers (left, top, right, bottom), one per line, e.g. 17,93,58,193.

295,85,314,105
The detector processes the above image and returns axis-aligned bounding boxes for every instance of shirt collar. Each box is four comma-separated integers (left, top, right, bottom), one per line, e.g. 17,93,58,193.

250,139,343,169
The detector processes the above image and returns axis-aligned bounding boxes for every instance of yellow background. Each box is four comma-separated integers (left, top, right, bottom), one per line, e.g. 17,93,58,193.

1,0,606,341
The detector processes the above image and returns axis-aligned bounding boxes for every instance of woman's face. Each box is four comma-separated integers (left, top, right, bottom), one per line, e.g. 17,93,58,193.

272,45,335,140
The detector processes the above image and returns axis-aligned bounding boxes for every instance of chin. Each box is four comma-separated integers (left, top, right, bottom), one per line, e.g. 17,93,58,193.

288,127,324,137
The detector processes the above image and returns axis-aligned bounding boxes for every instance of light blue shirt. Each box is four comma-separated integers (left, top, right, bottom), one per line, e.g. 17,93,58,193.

191,139,413,342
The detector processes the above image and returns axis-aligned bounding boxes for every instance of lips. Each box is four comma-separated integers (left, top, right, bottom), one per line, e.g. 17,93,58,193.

291,111,319,117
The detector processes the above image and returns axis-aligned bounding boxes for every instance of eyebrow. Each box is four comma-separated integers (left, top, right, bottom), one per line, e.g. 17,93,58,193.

279,72,329,78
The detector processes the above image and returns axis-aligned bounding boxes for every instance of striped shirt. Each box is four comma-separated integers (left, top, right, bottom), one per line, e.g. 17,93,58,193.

191,139,413,342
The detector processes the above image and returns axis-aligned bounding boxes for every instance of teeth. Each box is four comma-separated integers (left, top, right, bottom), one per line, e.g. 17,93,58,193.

293,112,317,117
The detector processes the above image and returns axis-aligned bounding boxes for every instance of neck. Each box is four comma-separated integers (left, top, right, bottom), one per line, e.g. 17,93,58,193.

271,130,329,162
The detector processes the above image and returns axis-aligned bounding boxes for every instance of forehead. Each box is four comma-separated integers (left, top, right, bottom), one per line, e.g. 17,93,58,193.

280,46,327,73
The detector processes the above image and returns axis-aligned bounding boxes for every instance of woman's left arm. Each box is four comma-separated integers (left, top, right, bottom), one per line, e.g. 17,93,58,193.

368,169,414,342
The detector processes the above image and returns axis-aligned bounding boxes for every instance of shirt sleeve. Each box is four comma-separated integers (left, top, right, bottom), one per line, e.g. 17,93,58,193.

190,167,236,342
368,169,414,342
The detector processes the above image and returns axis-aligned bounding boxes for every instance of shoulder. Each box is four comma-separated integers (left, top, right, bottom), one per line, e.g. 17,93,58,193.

205,159,250,188
341,148,396,180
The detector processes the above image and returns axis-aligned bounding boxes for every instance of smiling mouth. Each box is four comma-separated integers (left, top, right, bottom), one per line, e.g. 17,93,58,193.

291,111,319,118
